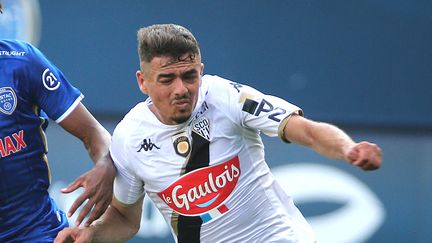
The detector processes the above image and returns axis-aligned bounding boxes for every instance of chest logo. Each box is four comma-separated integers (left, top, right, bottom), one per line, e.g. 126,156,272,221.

192,116,210,141
0,87,17,115
137,138,160,152
158,156,240,216
172,131,190,157
0,130,27,158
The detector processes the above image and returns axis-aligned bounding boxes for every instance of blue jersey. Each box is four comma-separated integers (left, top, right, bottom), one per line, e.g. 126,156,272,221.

0,40,83,242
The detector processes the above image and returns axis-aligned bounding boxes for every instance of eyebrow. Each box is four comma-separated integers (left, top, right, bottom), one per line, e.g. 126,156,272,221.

157,73,176,80
156,68,198,80
181,69,198,77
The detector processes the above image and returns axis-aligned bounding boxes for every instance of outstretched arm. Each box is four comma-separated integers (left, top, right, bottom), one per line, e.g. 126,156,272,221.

55,196,143,243
282,114,382,170
59,102,116,226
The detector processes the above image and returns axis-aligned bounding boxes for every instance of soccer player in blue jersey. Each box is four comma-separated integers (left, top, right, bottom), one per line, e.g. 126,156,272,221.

0,4,116,242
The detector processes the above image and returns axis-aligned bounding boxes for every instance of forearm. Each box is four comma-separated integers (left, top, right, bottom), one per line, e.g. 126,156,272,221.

59,103,114,167
283,116,355,161
89,205,140,243
82,124,112,165
305,122,355,161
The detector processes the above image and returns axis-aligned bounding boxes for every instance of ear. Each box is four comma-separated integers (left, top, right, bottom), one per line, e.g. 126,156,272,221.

136,70,148,94
200,63,204,76
198,63,205,86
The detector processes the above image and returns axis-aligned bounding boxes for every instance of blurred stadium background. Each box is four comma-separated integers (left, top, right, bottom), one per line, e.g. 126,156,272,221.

1,0,431,242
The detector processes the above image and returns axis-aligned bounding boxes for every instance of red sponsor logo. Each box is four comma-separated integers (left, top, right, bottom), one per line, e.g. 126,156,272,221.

0,130,27,158
158,156,241,216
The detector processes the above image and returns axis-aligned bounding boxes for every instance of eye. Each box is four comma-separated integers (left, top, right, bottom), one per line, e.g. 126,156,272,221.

182,73,198,83
159,79,173,85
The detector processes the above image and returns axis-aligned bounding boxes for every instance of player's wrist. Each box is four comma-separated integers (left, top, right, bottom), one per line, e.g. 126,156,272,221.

95,157,116,175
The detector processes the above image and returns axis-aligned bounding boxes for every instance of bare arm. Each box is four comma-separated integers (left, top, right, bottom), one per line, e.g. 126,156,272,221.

283,114,382,170
55,197,144,243
59,102,116,226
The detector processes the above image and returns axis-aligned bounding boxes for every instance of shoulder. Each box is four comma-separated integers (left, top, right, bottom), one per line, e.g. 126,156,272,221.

202,74,264,110
0,39,36,54
113,102,147,141
1,39,29,49
0,39,44,64
201,74,241,102
111,103,149,163
112,101,163,147
202,74,235,91
110,101,167,170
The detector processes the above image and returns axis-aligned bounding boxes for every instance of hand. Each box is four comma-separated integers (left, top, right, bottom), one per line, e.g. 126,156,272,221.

346,141,382,171
61,159,116,226
54,226,95,243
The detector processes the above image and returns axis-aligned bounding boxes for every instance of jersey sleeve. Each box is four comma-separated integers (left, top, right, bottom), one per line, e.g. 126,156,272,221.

110,123,145,205
20,42,83,123
208,75,303,139
240,89,303,139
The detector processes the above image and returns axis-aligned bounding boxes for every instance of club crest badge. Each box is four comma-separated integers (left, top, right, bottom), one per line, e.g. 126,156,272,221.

0,87,18,115
172,131,191,157
192,116,211,141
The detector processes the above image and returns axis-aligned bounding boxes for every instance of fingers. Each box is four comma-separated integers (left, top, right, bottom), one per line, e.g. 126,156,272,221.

349,142,382,171
55,227,94,243
54,228,75,243
64,164,114,226
63,175,88,218
352,158,374,170
347,147,359,162
68,191,90,220
68,181,112,226
61,176,84,194
83,187,112,226
75,198,95,227
84,200,107,226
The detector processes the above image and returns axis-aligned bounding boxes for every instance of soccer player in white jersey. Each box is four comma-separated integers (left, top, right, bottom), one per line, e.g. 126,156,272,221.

55,24,382,243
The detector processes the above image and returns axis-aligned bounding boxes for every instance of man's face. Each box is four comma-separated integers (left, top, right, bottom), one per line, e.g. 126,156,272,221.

137,55,203,125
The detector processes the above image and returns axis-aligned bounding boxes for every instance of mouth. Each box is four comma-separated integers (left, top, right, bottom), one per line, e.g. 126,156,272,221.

172,99,191,109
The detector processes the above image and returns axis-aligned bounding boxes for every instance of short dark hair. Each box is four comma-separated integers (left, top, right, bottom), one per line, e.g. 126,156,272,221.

137,24,200,64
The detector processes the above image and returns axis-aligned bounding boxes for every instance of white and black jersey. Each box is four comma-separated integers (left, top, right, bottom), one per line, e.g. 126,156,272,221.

110,74,316,243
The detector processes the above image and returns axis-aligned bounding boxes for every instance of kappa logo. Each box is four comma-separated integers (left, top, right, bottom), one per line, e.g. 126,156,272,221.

158,156,240,216
192,116,210,141
137,138,160,152
0,87,17,115
229,81,243,93
42,68,61,91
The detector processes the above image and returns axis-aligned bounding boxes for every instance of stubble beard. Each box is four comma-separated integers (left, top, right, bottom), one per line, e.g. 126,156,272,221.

171,108,192,124
172,115,190,124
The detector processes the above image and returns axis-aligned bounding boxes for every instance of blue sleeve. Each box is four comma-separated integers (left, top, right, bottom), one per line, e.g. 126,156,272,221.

20,42,83,122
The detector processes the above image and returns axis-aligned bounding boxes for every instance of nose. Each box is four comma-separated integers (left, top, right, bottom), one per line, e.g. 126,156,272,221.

173,78,188,96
